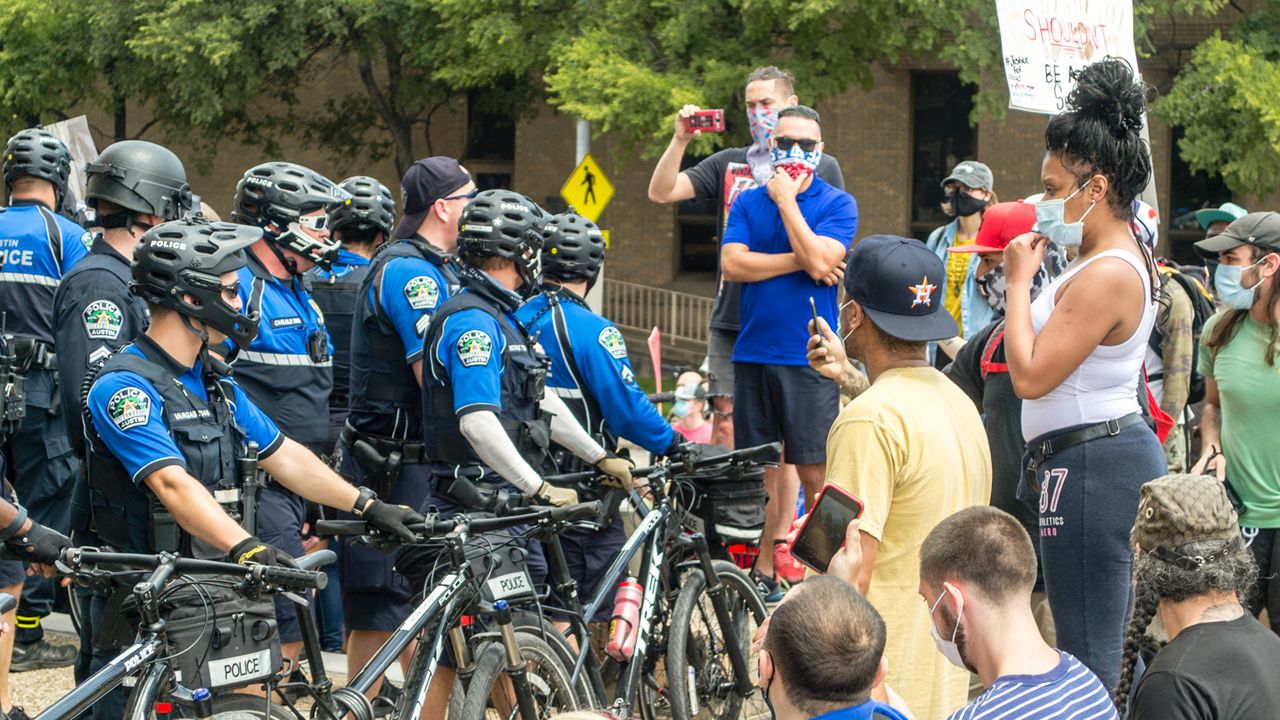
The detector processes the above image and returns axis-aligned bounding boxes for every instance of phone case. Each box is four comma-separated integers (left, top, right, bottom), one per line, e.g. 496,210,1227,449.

684,109,725,132
791,485,864,573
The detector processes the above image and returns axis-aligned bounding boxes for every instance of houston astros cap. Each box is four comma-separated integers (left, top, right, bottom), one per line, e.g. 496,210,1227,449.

843,235,959,342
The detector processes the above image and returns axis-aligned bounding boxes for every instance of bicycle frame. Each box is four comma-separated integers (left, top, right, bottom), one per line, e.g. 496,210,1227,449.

34,637,166,720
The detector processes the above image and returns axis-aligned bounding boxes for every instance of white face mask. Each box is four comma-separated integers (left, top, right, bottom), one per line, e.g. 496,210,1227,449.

834,299,854,342
929,589,966,669
1035,182,1096,249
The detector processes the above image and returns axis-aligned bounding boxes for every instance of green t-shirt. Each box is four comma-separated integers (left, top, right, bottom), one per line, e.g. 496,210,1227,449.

1199,311,1280,528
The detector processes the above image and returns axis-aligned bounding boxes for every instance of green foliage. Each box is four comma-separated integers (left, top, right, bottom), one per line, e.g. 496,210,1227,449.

1158,9,1280,196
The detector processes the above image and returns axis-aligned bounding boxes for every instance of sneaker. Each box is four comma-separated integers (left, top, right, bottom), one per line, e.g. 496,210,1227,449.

773,542,806,586
10,639,76,672
750,569,783,604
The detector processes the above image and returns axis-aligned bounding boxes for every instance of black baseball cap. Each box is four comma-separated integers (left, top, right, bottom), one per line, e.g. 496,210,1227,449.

393,156,472,238
842,235,958,342
1195,212,1280,255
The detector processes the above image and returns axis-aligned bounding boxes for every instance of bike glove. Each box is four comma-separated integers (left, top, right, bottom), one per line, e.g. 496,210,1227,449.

5,521,71,565
537,481,579,508
363,499,424,544
230,536,298,568
595,452,638,490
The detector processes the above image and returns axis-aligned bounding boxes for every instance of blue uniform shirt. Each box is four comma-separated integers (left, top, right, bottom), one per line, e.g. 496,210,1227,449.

0,201,91,344
721,177,857,365
428,300,511,415
517,292,675,454
373,255,453,363
87,343,282,485
311,248,370,283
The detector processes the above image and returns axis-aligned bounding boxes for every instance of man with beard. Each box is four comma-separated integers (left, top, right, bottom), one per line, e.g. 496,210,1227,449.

806,235,990,720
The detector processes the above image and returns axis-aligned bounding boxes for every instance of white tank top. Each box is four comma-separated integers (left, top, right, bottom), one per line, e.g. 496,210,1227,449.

1021,249,1155,441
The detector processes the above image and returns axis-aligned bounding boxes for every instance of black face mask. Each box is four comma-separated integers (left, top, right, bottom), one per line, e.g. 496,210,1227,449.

949,189,987,218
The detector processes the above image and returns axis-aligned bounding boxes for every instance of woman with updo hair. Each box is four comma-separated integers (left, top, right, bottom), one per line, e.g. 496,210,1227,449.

1002,58,1167,692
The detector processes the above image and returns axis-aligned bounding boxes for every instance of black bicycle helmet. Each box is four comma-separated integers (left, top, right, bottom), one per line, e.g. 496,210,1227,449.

3,128,71,196
328,175,395,239
231,161,349,270
456,190,547,288
542,212,605,282
131,220,263,348
85,140,191,223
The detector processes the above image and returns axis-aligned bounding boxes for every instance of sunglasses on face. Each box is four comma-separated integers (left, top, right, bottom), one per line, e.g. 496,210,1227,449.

219,281,241,302
442,189,481,202
775,137,820,153
299,214,327,231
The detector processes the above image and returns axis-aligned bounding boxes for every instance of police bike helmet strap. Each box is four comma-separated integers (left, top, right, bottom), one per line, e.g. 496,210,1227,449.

231,161,350,270
85,140,192,222
329,175,396,238
131,219,263,348
456,190,548,289
542,212,605,283
3,128,72,197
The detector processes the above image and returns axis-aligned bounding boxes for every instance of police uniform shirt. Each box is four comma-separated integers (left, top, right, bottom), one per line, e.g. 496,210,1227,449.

371,253,451,364
427,302,514,416
312,248,370,283
223,256,334,447
0,200,91,343
517,292,675,454
86,341,283,485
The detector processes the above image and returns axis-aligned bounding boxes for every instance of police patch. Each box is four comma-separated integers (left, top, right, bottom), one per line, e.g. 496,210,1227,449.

405,276,440,311
621,366,636,386
598,327,627,359
107,387,151,431
80,232,94,251
457,330,493,367
83,300,123,340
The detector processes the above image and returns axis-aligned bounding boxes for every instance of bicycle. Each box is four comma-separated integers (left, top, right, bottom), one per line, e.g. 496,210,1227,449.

33,548,330,720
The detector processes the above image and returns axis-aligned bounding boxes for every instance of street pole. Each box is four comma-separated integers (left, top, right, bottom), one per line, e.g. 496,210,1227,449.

578,118,605,313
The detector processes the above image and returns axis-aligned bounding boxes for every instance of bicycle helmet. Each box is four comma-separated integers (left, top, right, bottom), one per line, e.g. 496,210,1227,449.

85,140,191,224
328,175,395,239
3,128,71,196
542,212,605,283
232,161,349,270
456,190,547,289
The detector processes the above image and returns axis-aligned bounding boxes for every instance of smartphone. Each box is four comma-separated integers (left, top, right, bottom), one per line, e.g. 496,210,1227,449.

809,296,820,332
683,109,725,133
791,485,865,574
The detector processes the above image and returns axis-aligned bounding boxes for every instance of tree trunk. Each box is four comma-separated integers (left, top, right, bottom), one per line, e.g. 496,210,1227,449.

391,120,414,178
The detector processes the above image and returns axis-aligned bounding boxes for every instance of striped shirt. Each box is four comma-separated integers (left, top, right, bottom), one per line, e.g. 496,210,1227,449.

948,652,1118,720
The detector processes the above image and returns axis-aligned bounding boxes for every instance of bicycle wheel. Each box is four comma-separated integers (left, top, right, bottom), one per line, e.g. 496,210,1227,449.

164,694,294,719
394,617,467,720
459,633,581,720
666,559,770,720
513,612,594,705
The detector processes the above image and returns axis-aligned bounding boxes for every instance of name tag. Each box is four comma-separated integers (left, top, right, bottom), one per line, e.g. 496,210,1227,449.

271,317,303,329
208,648,272,688
486,570,534,600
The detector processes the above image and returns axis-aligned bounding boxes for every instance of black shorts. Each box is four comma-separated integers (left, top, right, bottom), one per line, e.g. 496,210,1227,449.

733,362,839,466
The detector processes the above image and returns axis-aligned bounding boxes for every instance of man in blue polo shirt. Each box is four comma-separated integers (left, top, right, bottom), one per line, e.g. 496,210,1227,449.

720,104,856,597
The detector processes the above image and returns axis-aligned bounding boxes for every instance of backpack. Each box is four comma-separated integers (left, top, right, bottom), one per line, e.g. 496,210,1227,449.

1148,260,1215,405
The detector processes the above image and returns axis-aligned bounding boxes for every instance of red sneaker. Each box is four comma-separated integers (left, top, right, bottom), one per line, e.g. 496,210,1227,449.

774,542,806,586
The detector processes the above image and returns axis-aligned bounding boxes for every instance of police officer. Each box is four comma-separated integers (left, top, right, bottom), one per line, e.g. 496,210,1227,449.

225,161,348,662
0,128,90,670
81,220,421,719
338,157,469,686
516,212,683,622
413,190,634,716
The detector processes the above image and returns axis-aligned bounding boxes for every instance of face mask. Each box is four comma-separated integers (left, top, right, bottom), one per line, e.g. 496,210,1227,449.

834,299,854,341
771,143,822,181
950,189,987,218
672,400,691,418
759,667,777,720
929,589,967,670
1214,259,1266,310
1035,183,1096,249
748,106,777,147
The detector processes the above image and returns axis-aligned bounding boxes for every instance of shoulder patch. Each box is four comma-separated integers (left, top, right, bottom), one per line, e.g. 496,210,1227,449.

405,276,441,311
457,330,493,367
83,300,123,340
81,232,94,251
414,314,432,336
621,366,636,386
106,387,151,431
598,326,628,359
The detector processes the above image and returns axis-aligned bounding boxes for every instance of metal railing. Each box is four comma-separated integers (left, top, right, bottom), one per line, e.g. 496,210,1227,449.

603,279,713,347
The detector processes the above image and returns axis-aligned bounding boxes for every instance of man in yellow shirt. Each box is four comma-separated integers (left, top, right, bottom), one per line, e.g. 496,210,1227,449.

808,235,992,720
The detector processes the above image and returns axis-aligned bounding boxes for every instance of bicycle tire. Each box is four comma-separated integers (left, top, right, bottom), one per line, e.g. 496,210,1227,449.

393,617,467,720
183,694,294,719
665,559,769,720
458,633,581,720
513,612,593,705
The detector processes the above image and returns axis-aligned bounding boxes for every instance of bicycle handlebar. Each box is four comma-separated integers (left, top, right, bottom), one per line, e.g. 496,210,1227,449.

684,442,780,469
57,548,330,593
316,501,603,542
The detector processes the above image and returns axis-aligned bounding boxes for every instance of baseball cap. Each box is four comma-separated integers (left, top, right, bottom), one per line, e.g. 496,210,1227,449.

392,156,472,238
1195,202,1248,232
948,201,1035,254
1133,474,1240,552
843,235,959,342
940,161,993,192
1194,211,1280,255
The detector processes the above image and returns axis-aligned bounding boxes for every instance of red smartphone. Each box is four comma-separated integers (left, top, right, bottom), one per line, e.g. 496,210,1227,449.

791,485,865,574
684,109,725,133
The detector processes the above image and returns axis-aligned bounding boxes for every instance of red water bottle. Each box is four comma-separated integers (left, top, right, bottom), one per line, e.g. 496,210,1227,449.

607,577,644,661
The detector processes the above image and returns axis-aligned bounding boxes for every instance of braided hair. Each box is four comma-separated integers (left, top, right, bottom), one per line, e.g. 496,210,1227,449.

1114,581,1159,715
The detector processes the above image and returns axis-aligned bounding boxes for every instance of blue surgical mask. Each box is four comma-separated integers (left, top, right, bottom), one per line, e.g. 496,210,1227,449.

1035,183,1096,248
1214,260,1265,310
672,400,691,418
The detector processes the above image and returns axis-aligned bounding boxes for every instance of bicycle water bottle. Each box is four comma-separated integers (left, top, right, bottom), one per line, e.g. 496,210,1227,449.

607,577,644,661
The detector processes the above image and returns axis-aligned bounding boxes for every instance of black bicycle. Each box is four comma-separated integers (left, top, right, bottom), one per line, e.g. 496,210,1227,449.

33,548,330,720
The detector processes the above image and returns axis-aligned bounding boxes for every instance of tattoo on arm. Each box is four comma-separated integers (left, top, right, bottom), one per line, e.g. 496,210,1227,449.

840,365,870,400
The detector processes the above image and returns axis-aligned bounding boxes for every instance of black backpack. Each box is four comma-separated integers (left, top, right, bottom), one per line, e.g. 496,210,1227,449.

1148,260,1215,405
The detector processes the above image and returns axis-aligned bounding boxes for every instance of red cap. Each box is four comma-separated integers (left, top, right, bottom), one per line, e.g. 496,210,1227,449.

948,201,1036,254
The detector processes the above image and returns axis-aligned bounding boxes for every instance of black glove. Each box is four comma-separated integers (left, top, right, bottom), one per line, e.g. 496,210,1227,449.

363,499,424,544
230,536,298,568
6,521,72,565
663,436,693,460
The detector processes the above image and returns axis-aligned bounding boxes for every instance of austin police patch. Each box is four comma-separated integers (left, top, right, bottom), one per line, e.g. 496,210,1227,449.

83,300,123,340
107,387,150,431
80,232,94,251
598,327,627,359
405,276,440,311
457,330,493,367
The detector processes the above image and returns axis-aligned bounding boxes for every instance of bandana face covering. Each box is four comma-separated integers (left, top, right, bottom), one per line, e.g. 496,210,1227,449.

748,106,777,147
771,144,822,181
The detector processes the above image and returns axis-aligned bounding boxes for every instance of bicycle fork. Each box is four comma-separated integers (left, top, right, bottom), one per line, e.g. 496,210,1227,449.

493,600,540,720
682,533,755,695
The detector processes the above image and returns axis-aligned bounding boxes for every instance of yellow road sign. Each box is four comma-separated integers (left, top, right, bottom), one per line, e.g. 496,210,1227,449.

560,153,614,222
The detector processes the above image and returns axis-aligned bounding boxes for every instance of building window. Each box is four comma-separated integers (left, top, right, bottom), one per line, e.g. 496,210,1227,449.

465,89,517,162
1167,127,1233,263
910,72,977,239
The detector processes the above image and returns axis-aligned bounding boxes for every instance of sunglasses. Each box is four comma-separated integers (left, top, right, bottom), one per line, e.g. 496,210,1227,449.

442,189,481,202
299,214,327,231
219,281,241,301
775,137,820,153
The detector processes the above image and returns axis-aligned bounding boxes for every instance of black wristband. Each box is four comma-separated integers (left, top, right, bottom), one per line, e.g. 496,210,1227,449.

0,505,28,543
352,487,377,518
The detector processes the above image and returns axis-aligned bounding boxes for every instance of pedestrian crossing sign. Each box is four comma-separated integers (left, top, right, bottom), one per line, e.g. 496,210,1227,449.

560,153,614,222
